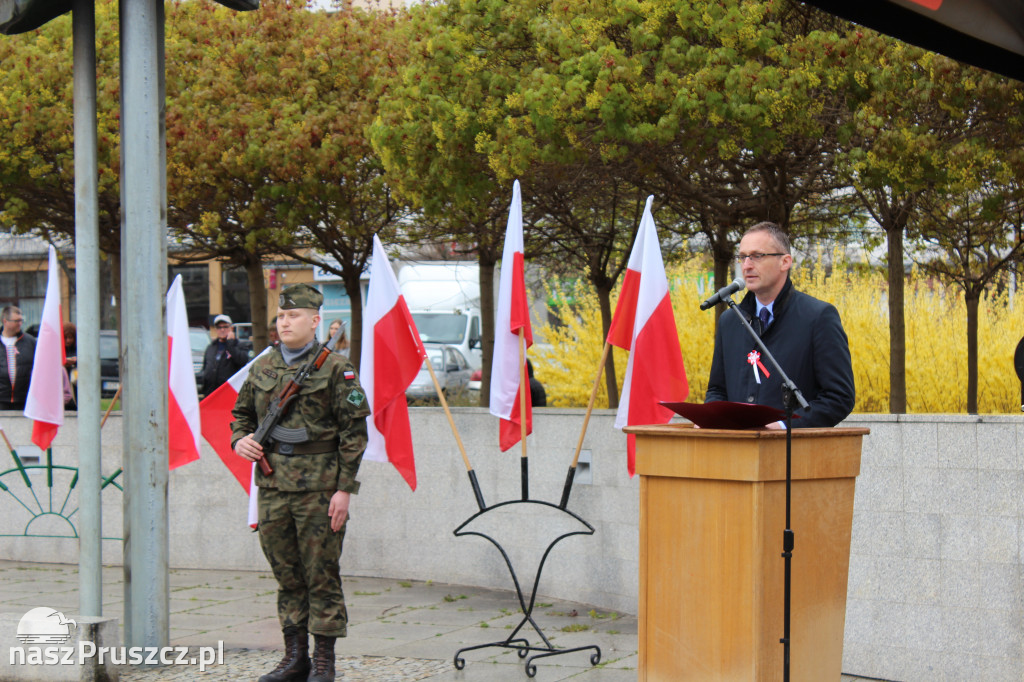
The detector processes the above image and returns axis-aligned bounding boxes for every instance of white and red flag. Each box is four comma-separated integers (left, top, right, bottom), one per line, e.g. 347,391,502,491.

360,234,427,491
605,195,651,350
200,349,269,527
489,180,533,451
613,196,688,475
167,275,201,470
24,245,65,450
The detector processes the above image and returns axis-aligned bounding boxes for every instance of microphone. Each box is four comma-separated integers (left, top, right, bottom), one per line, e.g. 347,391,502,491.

699,277,746,310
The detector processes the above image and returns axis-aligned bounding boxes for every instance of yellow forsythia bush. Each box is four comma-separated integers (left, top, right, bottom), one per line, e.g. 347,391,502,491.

534,254,1024,414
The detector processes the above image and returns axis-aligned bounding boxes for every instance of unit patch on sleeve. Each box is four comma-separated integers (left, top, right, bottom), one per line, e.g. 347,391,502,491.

346,388,366,407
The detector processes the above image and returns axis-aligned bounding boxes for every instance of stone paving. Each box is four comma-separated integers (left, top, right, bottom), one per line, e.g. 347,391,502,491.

0,560,877,681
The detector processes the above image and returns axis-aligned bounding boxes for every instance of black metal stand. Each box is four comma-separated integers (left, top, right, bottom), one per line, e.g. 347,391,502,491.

781,386,796,682
452,499,602,678
723,300,808,682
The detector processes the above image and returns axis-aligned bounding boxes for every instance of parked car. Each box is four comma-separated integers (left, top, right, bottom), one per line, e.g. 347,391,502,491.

99,330,120,398
406,344,472,402
232,322,254,356
232,322,250,340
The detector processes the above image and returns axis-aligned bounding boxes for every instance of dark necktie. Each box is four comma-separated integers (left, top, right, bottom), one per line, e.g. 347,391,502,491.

759,307,771,332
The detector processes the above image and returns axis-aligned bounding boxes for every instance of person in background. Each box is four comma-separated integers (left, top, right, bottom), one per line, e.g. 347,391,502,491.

268,321,280,348
327,319,349,357
201,314,248,394
63,323,77,370
0,306,36,411
63,323,78,409
527,359,546,408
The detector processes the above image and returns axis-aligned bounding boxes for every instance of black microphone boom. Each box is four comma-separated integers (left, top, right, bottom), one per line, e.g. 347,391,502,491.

699,277,746,310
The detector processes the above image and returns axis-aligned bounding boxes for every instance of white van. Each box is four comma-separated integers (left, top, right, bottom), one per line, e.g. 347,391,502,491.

398,262,483,370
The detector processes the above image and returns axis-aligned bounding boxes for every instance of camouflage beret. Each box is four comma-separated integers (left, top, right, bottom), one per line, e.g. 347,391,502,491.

279,283,323,310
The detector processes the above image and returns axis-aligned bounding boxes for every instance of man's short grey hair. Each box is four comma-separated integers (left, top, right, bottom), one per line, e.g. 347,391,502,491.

1,305,22,321
744,222,791,255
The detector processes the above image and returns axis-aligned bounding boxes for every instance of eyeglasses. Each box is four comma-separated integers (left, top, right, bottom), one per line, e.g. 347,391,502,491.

735,252,785,264
6,318,23,324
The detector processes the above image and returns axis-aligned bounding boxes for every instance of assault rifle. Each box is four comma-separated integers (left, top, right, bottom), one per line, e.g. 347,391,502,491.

252,326,346,476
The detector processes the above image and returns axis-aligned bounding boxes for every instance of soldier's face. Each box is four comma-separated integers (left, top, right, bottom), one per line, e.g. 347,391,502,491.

277,309,320,349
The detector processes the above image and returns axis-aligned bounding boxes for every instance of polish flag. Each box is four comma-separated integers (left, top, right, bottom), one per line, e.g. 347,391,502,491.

489,180,533,451
605,196,652,350
167,275,201,470
200,349,269,527
360,234,427,491
613,197,688,475
24,245,65,450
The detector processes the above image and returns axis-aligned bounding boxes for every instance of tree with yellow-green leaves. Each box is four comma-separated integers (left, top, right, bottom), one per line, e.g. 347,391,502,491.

612,2,858,287
371,0,556,405
371,0,863,407
166,0,409,359
838,32,1024,414
0,0,122,252
913,171,1024,415
0,0,408,358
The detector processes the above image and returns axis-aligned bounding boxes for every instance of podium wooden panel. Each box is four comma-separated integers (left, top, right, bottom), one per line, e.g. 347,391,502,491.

627,424,867,682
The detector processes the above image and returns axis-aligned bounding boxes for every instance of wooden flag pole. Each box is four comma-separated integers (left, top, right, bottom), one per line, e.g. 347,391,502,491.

560,341,610,509
0,421,36,499
424,355,487,511
0,423,16,457
518,327,528,501
100,385,122,429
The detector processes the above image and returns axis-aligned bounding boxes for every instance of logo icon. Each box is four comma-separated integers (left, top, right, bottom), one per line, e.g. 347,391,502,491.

17,608,77,644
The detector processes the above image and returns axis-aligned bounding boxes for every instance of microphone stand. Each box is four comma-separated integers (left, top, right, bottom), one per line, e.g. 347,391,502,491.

722,298,808,682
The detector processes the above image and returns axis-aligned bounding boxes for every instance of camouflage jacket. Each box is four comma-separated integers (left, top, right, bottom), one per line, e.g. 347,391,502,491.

231,346,370,494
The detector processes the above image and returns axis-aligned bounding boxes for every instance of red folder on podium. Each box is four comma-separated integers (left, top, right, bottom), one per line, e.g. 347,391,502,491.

659,400,797,430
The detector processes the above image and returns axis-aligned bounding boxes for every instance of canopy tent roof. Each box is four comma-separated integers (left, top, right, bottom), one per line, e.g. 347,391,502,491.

805,0,1024,82
0,0,257,34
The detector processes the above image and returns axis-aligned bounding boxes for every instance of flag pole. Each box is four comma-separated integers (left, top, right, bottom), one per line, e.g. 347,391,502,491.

423,357,486,511
518,328,528,501
560,341,610,509
100,385,122,429
0,421,41,510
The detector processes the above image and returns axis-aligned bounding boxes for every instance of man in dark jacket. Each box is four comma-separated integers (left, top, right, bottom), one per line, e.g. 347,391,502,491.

705,222,855,428
0,306,36,410
201,314,247,394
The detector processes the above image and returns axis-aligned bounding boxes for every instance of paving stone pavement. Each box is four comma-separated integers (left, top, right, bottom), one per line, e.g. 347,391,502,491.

0,560,877,681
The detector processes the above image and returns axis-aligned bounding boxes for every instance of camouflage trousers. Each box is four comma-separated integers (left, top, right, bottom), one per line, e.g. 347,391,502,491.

257,487,349,637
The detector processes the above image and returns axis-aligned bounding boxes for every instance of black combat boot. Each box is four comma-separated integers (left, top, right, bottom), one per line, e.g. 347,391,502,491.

307,634,336,682
258,626,310,682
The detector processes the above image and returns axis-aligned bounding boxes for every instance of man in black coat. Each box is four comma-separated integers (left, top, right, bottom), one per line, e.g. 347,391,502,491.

705,222,855,428
201,314,248,395
0,306,36,410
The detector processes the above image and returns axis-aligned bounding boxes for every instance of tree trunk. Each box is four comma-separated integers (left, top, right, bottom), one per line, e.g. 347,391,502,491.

965,289,979,414
106,251,122,332
712,250,733,325
245,260,269,355
344,269,364,373
478,257,497,408
596,283,618,408
886,226,907,413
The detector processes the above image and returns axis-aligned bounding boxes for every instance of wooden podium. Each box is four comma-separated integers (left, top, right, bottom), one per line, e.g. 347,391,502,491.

627,424,868,682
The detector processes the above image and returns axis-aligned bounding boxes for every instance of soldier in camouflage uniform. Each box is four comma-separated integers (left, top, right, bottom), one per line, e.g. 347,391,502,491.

233,283,370,682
